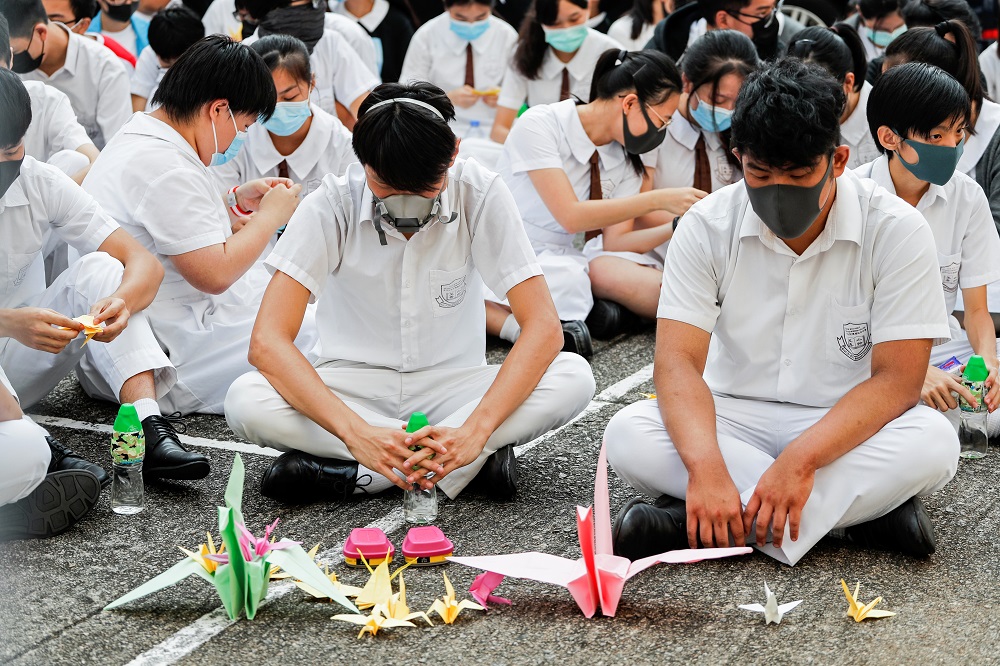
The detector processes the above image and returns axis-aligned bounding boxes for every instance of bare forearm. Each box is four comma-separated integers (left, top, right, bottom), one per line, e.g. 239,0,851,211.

965,306,998,367
656,358,725,478
603,221,673,254
558,192,666,234
109,251,162,312
0,383,22,421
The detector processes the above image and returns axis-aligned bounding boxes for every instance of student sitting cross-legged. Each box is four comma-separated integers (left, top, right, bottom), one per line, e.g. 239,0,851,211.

605,59,959,567
225,81,596,504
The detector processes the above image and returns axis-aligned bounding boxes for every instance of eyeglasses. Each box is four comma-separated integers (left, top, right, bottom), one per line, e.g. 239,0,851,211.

646,104,672,129
232,9,257,23
727,1,781,28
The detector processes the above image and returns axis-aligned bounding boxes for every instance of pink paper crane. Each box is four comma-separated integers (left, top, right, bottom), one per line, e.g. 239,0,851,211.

450,442,752,618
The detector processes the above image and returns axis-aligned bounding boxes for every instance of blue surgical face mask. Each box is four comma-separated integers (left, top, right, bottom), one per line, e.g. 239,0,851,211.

210,107,247,167
543,24,588,53
689,94,733,132
263,99,312,136
450,17,491,41
893,130,965,186
866,24,906,48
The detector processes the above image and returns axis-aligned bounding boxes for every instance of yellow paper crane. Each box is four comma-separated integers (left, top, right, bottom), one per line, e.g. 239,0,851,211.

332,606,417,638
355,550,412,610
841,580,896,622
271,543,321,580
384,575,433,625
58,315,103,346
178,532,225,575
270,543,365,599
428,572,485,624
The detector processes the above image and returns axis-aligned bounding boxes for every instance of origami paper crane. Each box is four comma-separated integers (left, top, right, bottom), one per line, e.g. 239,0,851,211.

428,572,485,624
469,572,511,609
386,575,434,625
354,550,412,610
449,442,752,618
738,582,802,624
58,314,103,346
841,580,896,622
104,454,359,620
332,606,417,638
270,543,365,600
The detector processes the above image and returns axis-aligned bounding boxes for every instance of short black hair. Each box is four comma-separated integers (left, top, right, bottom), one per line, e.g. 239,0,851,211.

0,67,31,148
251,33,311,82
857,0,901,20
353,81,457,193
731,58,845,169
902,0,981,34
67,0,96,21
0,0,47,38
152,35,276,122
867,61,970,156
0,13,10,66
698,0,752,26
789,23,867,92
148,6,204,62
885,20,983,109
239,0,288,21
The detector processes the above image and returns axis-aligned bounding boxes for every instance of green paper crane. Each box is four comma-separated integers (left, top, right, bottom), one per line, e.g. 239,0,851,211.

104,454,359,620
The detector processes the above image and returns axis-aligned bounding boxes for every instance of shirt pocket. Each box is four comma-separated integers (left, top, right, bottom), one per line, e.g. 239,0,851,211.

428,257,473,317
938,251,961,295
826,294,875,371
4,253,38,297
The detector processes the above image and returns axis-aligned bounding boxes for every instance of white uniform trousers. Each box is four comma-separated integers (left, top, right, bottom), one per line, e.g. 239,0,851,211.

0,252,176,409
604,395,959,566
225,352,596,498
0,416,50,506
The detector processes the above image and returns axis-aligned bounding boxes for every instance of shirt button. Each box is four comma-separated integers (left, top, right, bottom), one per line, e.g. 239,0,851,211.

404,320,411,328
788,308,798,316
404,280,411,288
784,359,792,366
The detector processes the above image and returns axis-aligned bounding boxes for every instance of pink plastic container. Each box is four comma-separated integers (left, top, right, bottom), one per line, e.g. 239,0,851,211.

343,527,394,567
401,525,454,566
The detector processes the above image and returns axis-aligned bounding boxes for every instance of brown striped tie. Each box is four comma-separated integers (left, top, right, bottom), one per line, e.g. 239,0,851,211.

585,150,601,241
693,135,712,194
465,44,475,88
560,68,571,101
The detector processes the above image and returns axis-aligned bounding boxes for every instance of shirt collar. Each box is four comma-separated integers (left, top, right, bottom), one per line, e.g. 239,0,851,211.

359,176,455,242
539,29,599,80
869,153,948,210
441,15,495,55
0,165,31,215
248,104,329,175
336,0,389,33
668,108,699,150
839,81,872,146
555,99,626,171
124,112,206,168
60,23,80,76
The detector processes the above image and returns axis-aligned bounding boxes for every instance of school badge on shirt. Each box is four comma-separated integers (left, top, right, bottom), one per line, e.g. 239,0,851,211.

436,276,468,308
940,262,960,293
837,322,872,362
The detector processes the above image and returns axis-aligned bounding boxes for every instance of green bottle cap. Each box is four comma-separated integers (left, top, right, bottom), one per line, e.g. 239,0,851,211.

963,356,989,382
113,403,142,433
406,412,429,433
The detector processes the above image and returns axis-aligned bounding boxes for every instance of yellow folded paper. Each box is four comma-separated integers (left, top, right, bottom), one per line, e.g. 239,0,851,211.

472,88,500,96
841,580,896,622
59,315,103,346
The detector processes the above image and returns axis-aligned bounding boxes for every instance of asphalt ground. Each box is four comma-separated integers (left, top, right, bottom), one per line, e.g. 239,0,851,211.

1,329,999,665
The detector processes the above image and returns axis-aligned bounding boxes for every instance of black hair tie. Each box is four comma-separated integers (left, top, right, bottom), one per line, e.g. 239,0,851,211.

934,21,950,37
617,49,628,65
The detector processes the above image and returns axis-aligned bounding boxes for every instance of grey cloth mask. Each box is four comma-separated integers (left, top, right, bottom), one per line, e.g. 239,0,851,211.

372,193,457,245
744,156,834,239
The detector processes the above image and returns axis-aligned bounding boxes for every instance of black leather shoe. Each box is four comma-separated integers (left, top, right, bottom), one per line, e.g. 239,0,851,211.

468,444,518,501
142,414,210,480
844,496,936,557
0,470,101,541
612,495,688,560
260,451,360,504
47,436,110,488
561,320,593,358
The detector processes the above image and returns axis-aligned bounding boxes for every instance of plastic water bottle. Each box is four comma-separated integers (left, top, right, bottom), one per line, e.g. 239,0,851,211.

958,355,989,459
403,411,437,524
465,120,485,139
111,403,145,514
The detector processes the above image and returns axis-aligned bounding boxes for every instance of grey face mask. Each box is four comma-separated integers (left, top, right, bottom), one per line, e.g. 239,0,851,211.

372,193,457,245
744,156,834,239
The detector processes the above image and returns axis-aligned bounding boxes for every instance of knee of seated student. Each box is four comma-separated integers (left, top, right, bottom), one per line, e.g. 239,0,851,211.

905,406,960,487
546,352,596,410
0,417,51,482
587,256,618,292
224,371,300,449
603,400,659,471
70,251,126,294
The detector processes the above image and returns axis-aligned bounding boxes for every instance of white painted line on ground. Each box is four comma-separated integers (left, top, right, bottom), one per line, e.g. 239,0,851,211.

26,414,284,458
117,361,655,665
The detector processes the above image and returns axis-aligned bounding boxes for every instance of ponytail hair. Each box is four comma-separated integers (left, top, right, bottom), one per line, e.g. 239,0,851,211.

513,0,589,80
629,0,654,41
590,48,682,174
884,20,983,110
900,0,981,36
788,23,866,92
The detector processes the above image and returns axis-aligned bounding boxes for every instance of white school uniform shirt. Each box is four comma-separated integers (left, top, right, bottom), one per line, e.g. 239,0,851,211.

607,15,655,51
400,14,517,137
497,99,643,251
0,157,118,311
957,99,1000,181
202,0,242,38
19,24,132,150
23,81,92,162
130,48,166,110
210,105,356,196
842,81,880,170
643,108,740,192
324,12,380,77
242,30,377,116
659,169,950,408
855,156,1000,340
265,159,541,371
497,29,622,111
980,43,1000,101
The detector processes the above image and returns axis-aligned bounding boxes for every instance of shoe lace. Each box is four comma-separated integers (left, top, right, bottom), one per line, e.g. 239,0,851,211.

353,473,373,496
46,436,76,461
145,412,190,448
162,411,188,434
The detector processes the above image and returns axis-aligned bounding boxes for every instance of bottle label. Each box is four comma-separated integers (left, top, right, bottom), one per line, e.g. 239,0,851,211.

112,430,145,465
960,379,985,413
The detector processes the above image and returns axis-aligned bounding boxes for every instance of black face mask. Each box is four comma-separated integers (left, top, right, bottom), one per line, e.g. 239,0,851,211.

0,158,24,200
241,19,258,37
11,32,43,74
103,1,138,21
622,103,667,155
751,13,780,60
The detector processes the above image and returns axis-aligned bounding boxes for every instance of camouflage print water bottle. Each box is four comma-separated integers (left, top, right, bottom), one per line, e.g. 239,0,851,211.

111,404,145,515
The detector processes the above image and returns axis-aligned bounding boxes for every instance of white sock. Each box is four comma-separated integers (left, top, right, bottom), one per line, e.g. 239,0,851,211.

354,465,396,494
132,399,160,422
828,527,847,539
499,314,521,344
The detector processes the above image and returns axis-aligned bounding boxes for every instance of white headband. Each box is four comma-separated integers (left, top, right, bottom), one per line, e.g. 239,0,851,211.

366,97,446,121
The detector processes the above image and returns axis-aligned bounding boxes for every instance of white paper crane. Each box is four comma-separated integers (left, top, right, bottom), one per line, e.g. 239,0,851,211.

739,582,803,624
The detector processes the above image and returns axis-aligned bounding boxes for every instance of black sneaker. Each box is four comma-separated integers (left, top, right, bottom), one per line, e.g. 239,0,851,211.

47,436,109,488
561,320,593,358
612,495,688,560
142,413,210,480
468,444,518,501
844,496,936,557
0,470,101,541
260,451,360,504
